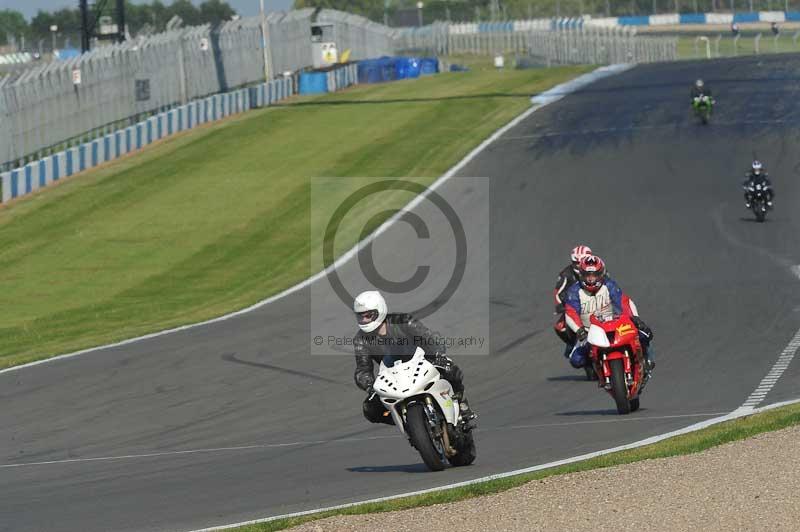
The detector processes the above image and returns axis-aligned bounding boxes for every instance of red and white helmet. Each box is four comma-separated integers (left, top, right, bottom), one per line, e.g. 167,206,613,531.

579,255,606,294
570,245,593,273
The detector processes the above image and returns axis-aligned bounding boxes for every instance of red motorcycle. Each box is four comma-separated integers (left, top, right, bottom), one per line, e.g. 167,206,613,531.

586,313,646,414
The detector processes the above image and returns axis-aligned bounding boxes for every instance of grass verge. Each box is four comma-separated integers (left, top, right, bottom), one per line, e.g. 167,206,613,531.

0,64,591,368
229,401,800,532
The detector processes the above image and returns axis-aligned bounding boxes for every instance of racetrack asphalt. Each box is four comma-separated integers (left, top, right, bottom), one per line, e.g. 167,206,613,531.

2,55,800,532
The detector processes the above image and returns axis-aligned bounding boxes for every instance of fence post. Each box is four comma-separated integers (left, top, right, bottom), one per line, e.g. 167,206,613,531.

754,32,761,54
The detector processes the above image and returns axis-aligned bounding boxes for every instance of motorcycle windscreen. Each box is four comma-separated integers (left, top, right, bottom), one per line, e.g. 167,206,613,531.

587,324,611,348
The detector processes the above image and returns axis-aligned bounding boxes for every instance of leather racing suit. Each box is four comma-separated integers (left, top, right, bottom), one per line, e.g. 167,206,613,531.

743,171,773,207
563,279,654,370
553,264,579,347
354,313,467,425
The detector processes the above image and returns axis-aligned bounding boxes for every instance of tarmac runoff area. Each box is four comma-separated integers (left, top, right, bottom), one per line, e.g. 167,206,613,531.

288,424,800,532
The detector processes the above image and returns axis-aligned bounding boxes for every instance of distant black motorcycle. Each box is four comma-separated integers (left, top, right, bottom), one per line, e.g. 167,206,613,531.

744,181,771,222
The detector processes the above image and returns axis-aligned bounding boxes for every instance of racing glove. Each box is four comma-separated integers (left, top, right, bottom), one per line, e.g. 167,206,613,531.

576,327,588,342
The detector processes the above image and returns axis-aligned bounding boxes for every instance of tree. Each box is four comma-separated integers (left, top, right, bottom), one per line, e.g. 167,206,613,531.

167,0,203,26
200,0,236,25
0,9,29,47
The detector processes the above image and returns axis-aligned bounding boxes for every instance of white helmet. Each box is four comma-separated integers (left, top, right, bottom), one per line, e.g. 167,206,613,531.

695,79,704,88
752,160,762,175
353,290,388,333
570,244,593,273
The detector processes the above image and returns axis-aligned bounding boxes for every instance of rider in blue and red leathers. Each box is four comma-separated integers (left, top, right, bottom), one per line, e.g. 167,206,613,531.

563,255,655,374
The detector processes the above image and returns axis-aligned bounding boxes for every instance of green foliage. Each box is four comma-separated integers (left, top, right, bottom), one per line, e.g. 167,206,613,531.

0,0,238,51
0,9,28,46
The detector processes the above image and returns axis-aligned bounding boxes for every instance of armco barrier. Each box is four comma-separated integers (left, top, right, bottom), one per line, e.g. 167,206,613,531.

679,14,706,24
0,65,360,204
436,12,800,31
733,12,761,23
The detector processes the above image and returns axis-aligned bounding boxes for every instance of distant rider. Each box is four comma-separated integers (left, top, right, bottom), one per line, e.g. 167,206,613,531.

690,79,713,102
743,160,773,209
563,255,655,376
352,290,476,427
554,245,593,353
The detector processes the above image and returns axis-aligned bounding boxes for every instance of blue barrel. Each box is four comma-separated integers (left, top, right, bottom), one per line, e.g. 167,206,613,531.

299,72,328,95
420,57,439,75
395,57,421,79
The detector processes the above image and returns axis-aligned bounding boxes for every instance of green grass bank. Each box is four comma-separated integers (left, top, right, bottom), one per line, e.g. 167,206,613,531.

0,64,590,368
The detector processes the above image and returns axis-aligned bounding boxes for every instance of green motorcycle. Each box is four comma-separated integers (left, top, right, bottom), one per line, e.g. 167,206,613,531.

692,95,714,125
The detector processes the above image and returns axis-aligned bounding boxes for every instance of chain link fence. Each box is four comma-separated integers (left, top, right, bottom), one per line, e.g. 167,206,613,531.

0,10,394,171
394,23,677,64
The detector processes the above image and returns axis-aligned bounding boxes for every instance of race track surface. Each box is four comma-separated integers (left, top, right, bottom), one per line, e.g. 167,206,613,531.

2,55,800,532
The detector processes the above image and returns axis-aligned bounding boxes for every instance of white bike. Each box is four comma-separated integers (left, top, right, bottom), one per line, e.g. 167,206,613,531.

372,347,476,471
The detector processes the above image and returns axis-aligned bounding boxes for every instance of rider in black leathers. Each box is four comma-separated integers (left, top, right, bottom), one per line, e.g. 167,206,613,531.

554,245,593,353
690,79,713,101
354,312,476,427
743,160,773,209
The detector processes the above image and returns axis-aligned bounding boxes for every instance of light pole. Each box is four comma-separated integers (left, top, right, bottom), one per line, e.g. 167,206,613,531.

417,1,424,27
49,24,58,53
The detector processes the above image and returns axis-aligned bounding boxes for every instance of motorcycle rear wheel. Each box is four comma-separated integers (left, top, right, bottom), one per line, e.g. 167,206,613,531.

609,358,632,415
405,403,447,471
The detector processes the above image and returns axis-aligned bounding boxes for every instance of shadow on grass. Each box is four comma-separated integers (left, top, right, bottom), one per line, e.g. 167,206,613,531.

277,92,537,107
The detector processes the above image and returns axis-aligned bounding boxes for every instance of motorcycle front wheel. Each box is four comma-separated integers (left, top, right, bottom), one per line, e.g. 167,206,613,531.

405,403,447,471
609,358,632,415
754,205,766,223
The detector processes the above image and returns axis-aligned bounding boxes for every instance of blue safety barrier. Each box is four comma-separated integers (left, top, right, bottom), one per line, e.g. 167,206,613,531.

419,57,439,75
617,16,650,25
299,72,329,94
395,57,421,79
733,12,760,23
679,14,706,24
786,11,800,20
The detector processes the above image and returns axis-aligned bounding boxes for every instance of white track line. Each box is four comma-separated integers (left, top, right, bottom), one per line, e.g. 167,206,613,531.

188,398,800,532
738,328,800,410
0,64,633,377
0,411,722,470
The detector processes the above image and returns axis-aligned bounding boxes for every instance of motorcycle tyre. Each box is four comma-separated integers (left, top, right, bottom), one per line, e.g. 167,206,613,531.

609,358,632,415
406,403,447,471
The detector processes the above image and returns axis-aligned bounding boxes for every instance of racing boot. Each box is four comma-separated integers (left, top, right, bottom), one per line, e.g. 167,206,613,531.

454,392,477,429
640,348,655,392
